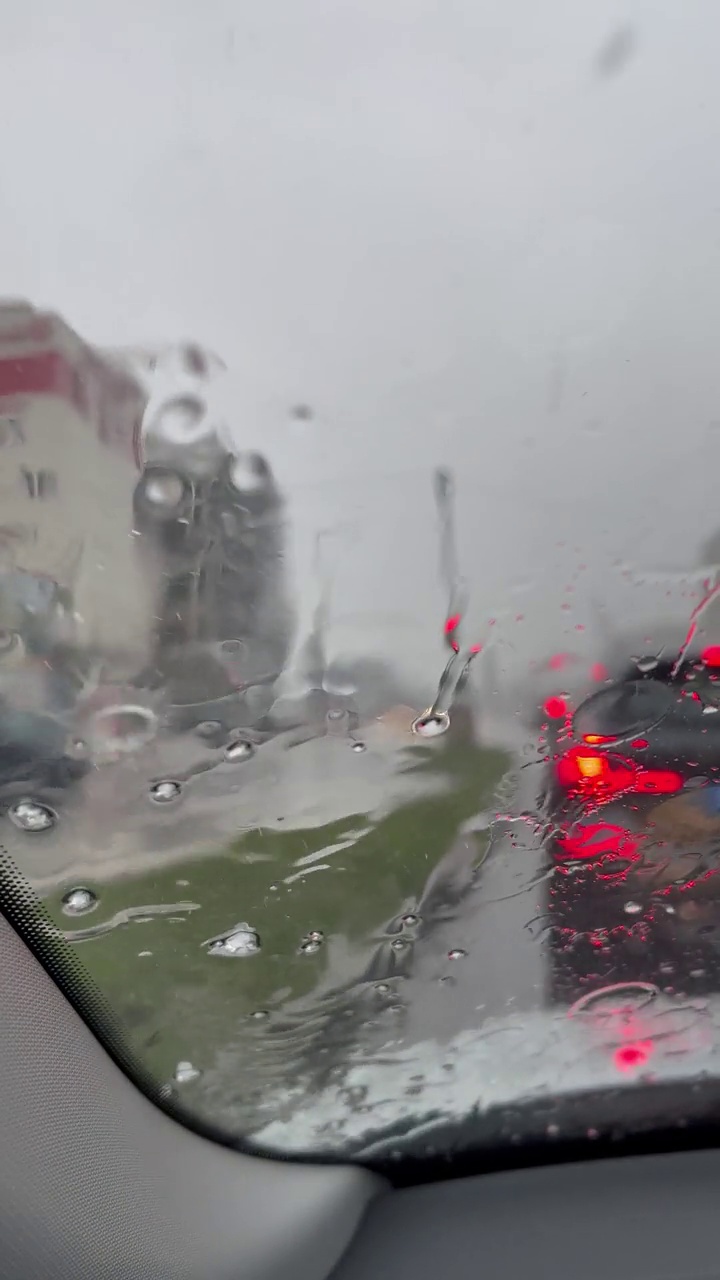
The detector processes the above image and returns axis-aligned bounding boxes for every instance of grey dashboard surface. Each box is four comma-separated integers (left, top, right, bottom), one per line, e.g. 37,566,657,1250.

0,910,382,1280
334,1149,720,1280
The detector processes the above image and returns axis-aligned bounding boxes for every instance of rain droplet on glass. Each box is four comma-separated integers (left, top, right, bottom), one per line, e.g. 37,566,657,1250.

634,655,659,674
150,779,182,804
351,741,366,753
174,1060,201,1084
224,738,254,763
151,394,210,446
412,710,450,738
89,704,158,757
299,929,325,955
0,629,20,657
204,923,261,957
448,948,467,960
9,798,56,832
220,639,245,658
143,470,185,508
61,887,98,916
322,671,358,697
227,452,269,494
195,719,224,738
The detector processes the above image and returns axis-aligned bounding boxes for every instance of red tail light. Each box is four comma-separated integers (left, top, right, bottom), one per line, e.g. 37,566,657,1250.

556,748,683,797
633,769,683,794
544,695,568,719
615,1041,653,1073
557,750,636,794
556,820,641,860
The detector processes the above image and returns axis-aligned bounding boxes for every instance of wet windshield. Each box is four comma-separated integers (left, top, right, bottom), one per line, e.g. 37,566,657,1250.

4,0,720,1163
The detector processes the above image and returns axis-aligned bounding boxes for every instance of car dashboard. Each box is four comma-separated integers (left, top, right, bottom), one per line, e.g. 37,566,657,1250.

2,900,720,1280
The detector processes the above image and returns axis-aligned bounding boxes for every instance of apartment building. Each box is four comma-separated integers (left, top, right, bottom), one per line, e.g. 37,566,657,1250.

0,301,159,669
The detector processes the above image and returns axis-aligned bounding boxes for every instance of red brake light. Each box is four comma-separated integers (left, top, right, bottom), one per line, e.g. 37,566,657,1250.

556,821,641,861
544,696,568,719
702,645,720,667
556,750,683,797
614,1041,653,1073
556,749,636,794
633,769,683,794
576,755,605,779
583,733,617,745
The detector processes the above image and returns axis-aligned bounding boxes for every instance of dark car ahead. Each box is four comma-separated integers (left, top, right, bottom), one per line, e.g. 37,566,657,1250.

541,647,720,1005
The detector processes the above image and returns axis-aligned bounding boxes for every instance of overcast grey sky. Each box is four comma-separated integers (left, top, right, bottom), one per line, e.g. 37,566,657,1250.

0,0,718,692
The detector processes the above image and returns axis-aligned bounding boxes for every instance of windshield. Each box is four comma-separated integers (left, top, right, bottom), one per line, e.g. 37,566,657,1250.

4,0,720,1166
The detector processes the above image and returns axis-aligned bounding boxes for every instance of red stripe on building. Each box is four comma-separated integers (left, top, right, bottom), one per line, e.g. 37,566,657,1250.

0,321,146,471
0,351,72,400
